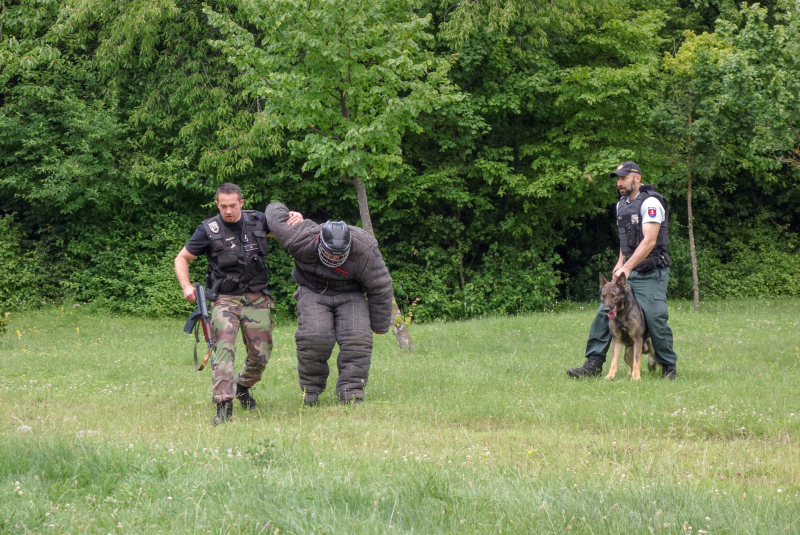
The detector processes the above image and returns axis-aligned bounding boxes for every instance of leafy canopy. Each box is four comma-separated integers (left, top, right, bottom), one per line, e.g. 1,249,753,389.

203,0,460,184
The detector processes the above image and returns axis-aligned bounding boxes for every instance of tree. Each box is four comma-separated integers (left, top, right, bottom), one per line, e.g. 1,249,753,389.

656,1,800,310
204,0,461,349
657,30,733,312
723,1,800,170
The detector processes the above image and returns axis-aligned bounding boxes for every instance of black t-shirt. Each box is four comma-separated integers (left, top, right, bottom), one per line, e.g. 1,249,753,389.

185,213,266,257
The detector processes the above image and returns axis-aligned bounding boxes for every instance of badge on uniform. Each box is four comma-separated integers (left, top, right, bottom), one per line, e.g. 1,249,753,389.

648,208,657,218
209,221,220,233
631,214,639,224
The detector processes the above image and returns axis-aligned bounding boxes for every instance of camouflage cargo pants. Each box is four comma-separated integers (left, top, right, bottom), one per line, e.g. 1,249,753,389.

210,292,274,404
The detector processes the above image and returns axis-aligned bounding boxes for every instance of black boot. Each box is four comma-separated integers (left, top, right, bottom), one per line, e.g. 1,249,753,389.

211,399,233,425
567,357,604,378
236,384,257,411
661,367,677,380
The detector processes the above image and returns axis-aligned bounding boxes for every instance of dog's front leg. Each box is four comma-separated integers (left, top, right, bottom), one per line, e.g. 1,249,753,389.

605,338,622,380
624,347,633,376
631,338,643,381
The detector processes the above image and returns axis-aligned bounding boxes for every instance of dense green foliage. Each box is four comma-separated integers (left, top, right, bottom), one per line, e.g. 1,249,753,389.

1,0,799,318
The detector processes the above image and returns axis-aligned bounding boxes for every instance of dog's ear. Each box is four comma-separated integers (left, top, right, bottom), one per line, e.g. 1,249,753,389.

599,272,609,286
615,272,627,287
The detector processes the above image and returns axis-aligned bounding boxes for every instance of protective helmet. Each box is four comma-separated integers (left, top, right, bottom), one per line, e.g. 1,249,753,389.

318,221,351,268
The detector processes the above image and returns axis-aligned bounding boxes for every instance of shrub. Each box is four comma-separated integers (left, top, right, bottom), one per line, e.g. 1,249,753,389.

0,215,51,311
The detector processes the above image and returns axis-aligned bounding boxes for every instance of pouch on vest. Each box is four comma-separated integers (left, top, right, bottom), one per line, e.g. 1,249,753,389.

253,230,268,255
626,224,639,249
216,251,241,269
247,255,267,280
220,277,241,294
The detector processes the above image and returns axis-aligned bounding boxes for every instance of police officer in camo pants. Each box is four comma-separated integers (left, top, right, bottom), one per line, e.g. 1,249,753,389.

265,202,393,405
174,183,303,424
567,162,679,379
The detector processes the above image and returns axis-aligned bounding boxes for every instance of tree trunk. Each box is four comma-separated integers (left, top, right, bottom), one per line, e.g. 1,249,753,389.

354,177,374,236
687,176,700,313
353,176,415,351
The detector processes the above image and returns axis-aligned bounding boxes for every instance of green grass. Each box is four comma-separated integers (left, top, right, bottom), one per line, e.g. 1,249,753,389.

1,299,799,534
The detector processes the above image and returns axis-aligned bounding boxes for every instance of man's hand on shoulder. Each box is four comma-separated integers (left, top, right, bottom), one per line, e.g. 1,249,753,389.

287,211,304,225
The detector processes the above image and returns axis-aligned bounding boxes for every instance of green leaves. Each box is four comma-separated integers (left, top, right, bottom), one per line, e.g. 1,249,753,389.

1,0,800,317
204,0,460,185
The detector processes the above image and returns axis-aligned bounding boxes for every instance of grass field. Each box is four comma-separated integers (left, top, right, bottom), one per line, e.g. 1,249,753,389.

1,299,799,534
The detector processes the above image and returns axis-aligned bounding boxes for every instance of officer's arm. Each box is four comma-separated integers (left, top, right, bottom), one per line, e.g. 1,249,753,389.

174,247,198,302
621,223,659,273
613,249,625,278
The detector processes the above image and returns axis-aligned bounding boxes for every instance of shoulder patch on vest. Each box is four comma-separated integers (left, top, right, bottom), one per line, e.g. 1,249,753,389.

209,221,220,233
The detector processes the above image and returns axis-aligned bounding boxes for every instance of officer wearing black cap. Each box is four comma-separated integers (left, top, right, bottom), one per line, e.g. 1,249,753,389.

567,161,678,379
264,202,394,404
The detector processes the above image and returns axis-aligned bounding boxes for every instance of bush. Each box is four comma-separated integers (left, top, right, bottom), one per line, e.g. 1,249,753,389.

669,215,800,300
0,215,51,311
391,243,560,321
699,217,800,298
57,212,201,317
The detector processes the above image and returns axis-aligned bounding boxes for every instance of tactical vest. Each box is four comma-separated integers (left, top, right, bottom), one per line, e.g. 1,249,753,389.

617,185,672,272
202,210,270,296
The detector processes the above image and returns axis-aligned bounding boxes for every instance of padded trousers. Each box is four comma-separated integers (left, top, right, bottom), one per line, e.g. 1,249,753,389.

293,286,373,401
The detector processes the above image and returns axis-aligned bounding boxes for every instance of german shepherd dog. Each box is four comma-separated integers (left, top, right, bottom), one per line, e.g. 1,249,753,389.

599,273,657,381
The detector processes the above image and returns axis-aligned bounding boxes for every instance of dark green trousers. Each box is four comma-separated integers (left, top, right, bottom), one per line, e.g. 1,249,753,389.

584,267,677,369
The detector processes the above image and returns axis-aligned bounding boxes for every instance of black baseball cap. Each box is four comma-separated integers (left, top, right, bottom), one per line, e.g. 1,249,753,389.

610,161,641,177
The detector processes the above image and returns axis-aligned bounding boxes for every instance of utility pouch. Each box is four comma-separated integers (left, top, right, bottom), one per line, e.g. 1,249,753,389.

220,276,241,294
247,255,266,276
253,230,269,254
634,256,658,273
626,224,639,249
217,252,240,269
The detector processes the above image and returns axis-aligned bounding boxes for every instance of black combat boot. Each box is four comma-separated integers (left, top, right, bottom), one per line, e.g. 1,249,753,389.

567,357,604,378
211,399,233,425
661,367,677,380
236,384,257,410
